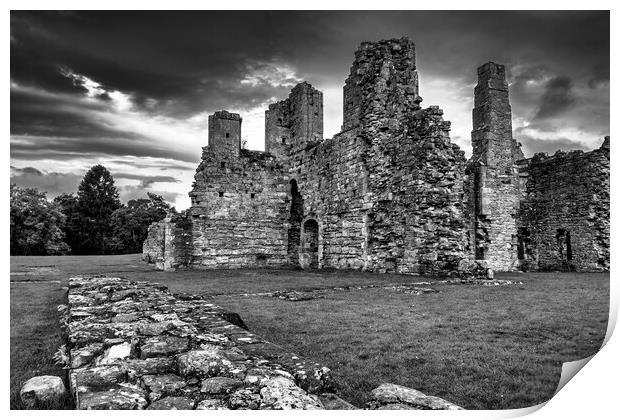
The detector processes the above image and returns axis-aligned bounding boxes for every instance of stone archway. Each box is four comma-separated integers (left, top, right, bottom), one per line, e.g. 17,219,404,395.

299,218,319,269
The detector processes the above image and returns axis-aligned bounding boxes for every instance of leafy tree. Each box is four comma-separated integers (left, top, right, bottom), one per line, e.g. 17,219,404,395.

53,193,84,252
10,184,69,255
108,193,173,253
76,165,121,254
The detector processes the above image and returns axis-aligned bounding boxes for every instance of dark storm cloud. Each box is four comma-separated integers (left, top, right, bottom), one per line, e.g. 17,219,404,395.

10,85,143,141
534,76,577,120
10,11,326,118
510,65,549,92
12,11,607,115
588,63,610,89
11,135,198,163
10,10,609,201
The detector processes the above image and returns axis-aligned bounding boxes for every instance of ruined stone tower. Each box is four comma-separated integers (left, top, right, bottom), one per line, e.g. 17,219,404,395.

208,111,242,157
265,82,323,159
468,62,524,271
144,39,609,275
342,38,420,132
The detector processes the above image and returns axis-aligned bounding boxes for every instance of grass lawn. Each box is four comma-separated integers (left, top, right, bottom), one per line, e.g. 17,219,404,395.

10,281,72,409
10,255,609,410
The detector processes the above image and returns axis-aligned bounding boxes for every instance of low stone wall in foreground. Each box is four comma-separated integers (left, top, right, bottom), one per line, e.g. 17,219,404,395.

62,277,335,409
61,276,462,410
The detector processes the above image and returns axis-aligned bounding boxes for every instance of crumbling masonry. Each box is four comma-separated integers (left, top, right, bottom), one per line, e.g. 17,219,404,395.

144,37,609,275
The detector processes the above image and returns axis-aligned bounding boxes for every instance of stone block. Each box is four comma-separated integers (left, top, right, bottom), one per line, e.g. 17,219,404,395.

20,376,66,409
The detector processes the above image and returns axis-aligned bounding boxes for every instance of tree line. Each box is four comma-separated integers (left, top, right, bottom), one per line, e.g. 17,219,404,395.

10,164,178,256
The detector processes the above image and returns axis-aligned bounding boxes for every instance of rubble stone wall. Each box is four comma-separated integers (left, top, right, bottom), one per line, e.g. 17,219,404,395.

208,111,242,157
341,38,469,275
188,145,290,269
142,214,192,271
143,37,476,276
142,37,609,275
265,82,323,159
288,129,370,270
63,277,334,409
517,140,610,271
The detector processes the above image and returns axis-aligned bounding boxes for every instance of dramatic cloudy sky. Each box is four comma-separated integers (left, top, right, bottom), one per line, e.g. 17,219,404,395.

10,11,609,209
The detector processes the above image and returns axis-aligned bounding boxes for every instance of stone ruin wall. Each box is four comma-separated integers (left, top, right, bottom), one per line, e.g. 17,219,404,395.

265,82,323,160
516,138,610,271
340,38,469,275
62,277,335,409
58,276,463,410
281,37,471,275
141,38,491,276
143,212,192,271
189,144,290,269
287,129,370,270
172,37,472,276
465,61,610,273
143,37,609,275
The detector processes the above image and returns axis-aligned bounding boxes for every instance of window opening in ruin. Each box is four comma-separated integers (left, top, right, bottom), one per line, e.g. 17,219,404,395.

475,216,489,260
556,229,572,261
218,192,224,197
221,162,225,169
300,219,319,269
250,193,255,199
287,179,304,267
282,137,287,144
225,133,230,138
517,228,530,260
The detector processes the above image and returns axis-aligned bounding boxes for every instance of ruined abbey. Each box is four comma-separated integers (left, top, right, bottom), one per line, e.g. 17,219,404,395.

143,37,609,276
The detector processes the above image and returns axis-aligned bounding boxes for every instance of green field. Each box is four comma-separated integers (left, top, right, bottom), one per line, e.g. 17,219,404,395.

10,254,609,409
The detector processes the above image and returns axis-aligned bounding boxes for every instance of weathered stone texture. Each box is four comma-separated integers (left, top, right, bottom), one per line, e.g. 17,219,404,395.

367,383,463,410
266,82,323,159
466,62,524,272
64,277,338,409
208,110,242,157
189,146,290,269
143,38,609,275
342,38,419,131
142,212,192,271
465,61,609,273
20,375,67,409
516,140,610,271
338,38,468,275
182,37,470,275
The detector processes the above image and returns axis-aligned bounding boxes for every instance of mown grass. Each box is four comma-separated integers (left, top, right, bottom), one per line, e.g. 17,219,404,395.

10,281,72,409
210,273,608,409
10,255,609,410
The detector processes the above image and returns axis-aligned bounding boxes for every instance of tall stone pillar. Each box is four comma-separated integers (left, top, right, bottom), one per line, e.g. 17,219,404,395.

469,62,523,271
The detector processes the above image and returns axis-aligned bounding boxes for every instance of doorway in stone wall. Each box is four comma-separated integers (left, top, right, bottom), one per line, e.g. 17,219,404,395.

287,179,304,266
556,228,574,270
300,219,319,269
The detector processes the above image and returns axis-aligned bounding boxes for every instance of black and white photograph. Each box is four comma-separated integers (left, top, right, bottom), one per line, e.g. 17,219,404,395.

7,4,614,415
